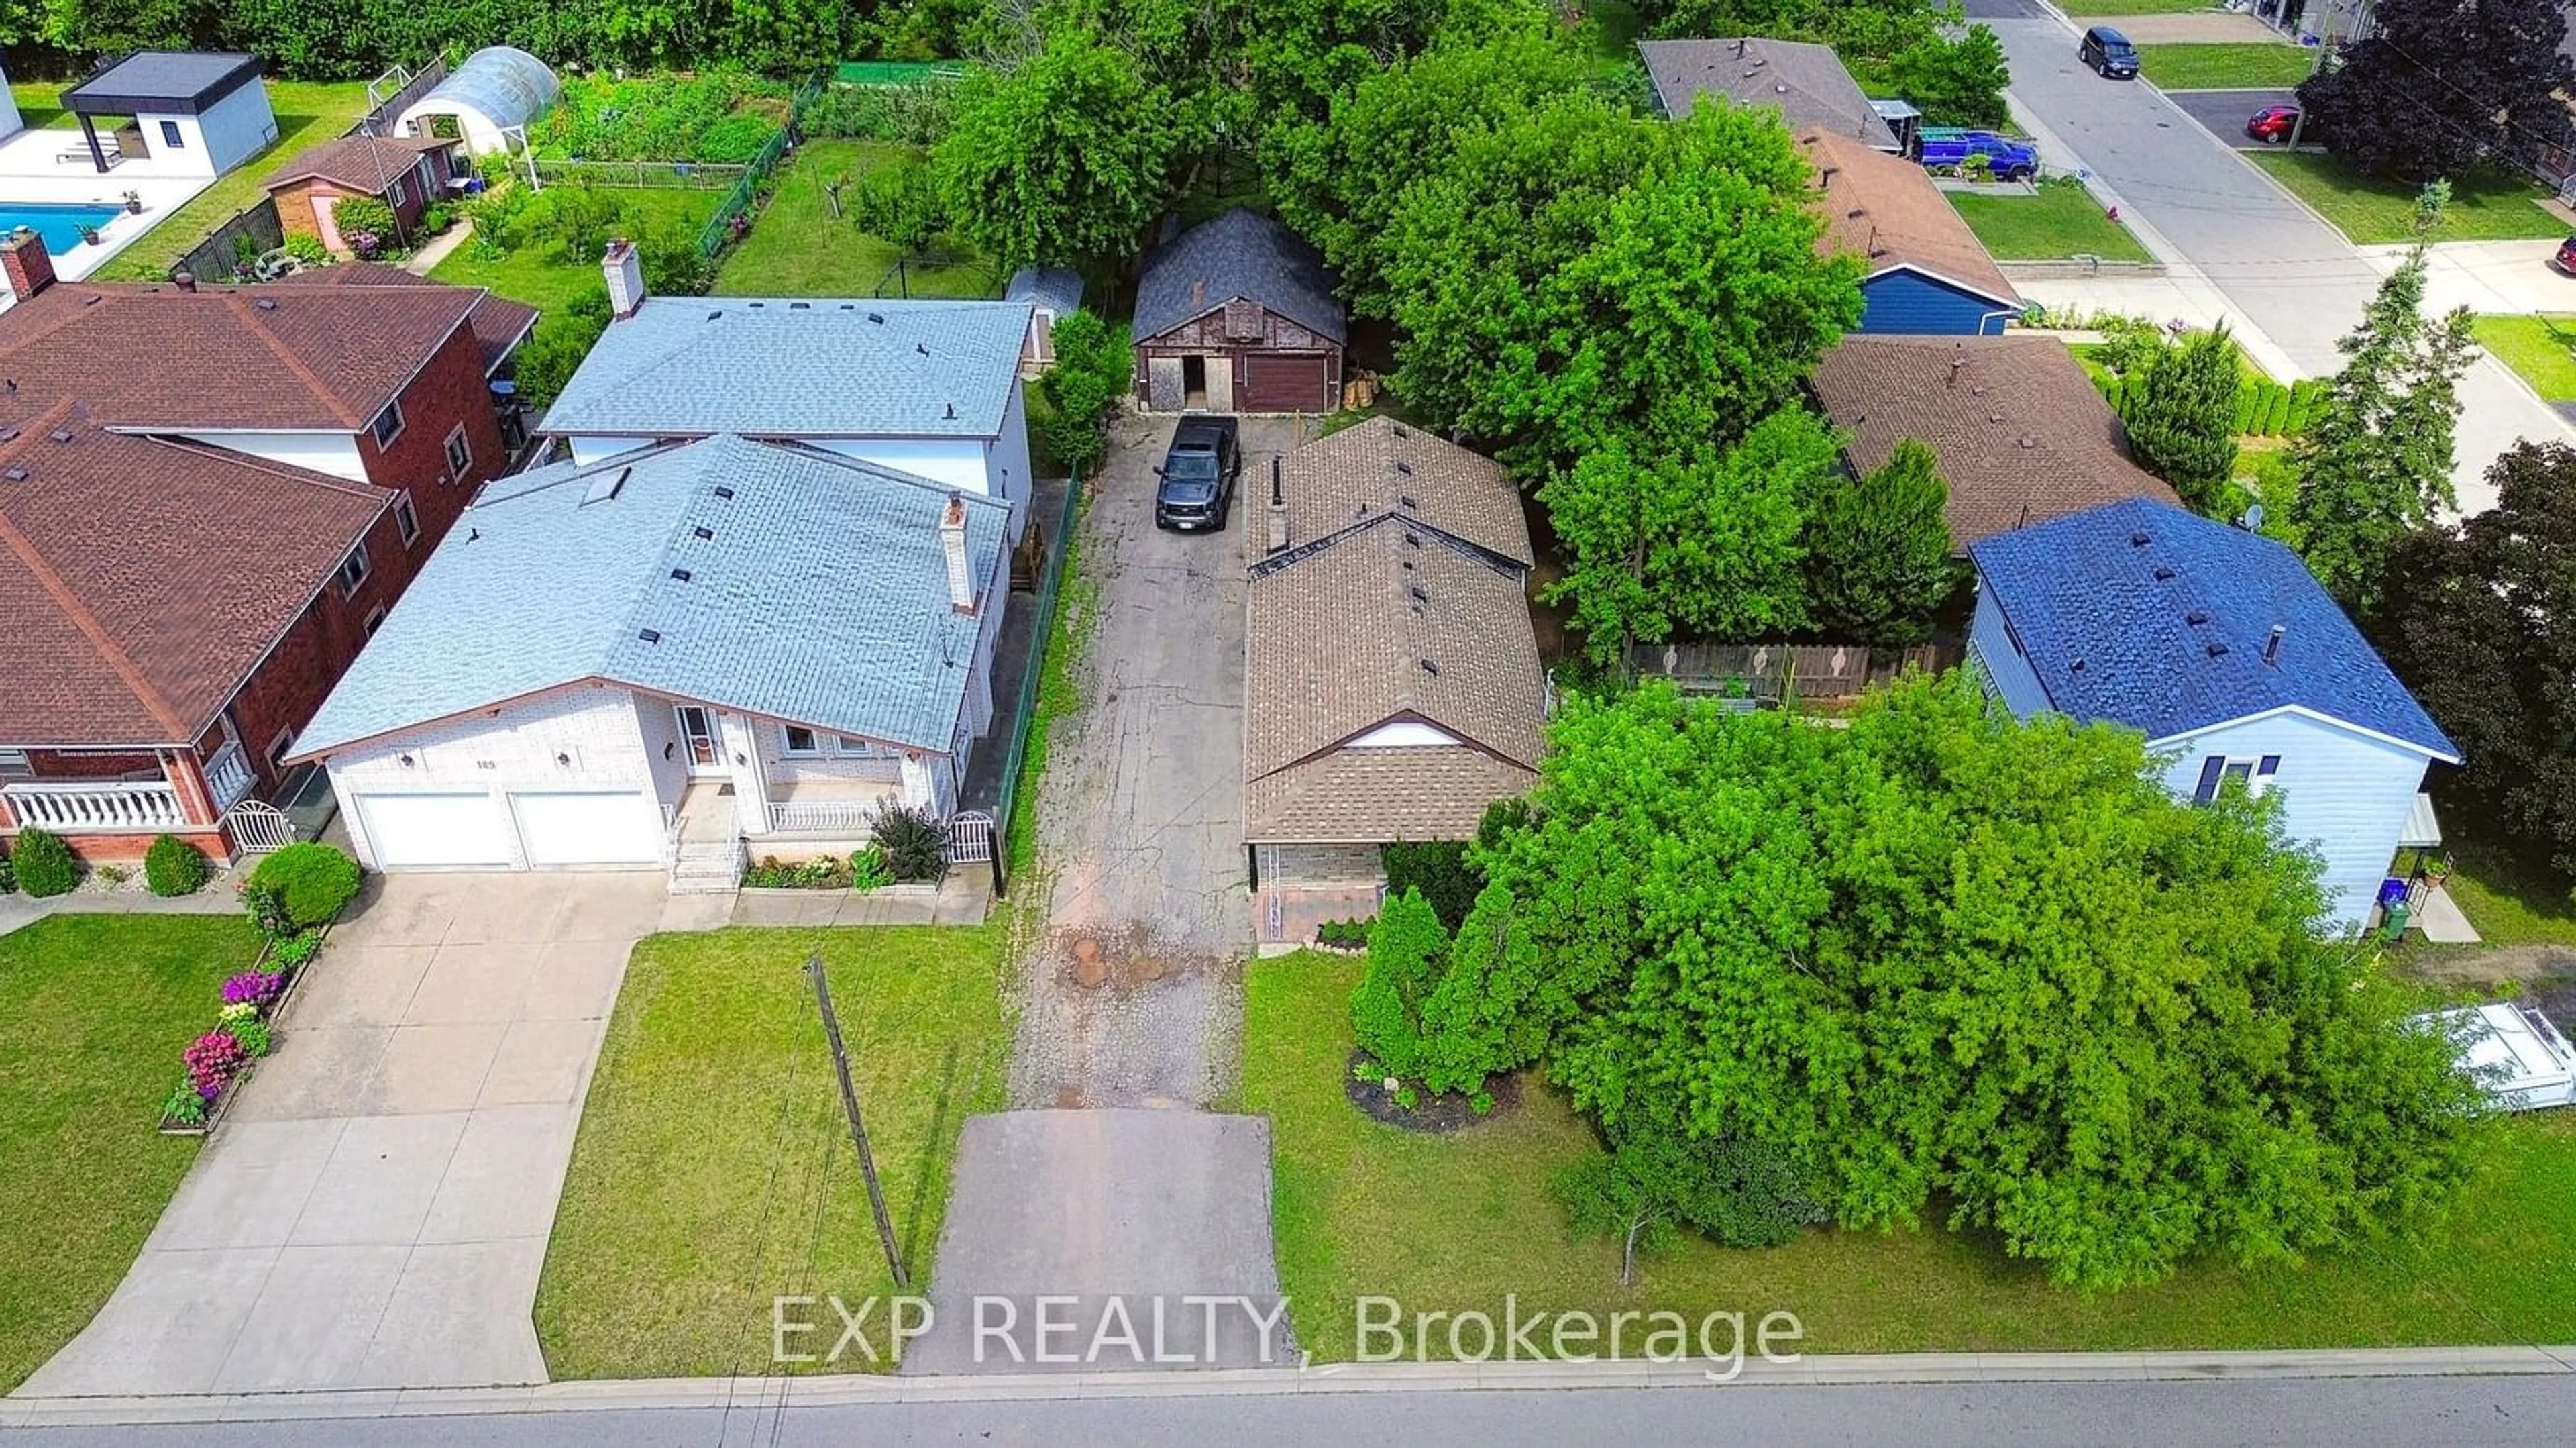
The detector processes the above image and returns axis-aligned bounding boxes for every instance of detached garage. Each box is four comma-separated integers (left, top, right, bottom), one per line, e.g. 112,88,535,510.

1133,208,1346,415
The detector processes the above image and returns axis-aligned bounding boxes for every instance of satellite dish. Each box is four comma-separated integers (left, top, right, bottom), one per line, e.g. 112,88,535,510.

2239,502,2266,531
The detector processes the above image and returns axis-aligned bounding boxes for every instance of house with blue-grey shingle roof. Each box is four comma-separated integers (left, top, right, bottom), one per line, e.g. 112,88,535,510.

1968,497,2459,932
1132,207,1344,413
542,244,1038,537
288,435,1008,884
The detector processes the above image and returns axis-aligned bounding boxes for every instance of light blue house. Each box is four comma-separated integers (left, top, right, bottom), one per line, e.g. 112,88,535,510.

1967,499,2458,932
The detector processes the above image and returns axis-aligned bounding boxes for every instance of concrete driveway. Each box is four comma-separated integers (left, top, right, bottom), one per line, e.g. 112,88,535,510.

19,873,665,1396
2165,89,2297,151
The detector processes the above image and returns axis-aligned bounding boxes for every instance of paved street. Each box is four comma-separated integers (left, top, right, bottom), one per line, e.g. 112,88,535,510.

12,1372,2576,1447
21,874,663,1396
1989,11,2575,512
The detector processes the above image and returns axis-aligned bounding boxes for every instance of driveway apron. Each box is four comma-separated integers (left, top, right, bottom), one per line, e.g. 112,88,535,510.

18,873,665,1396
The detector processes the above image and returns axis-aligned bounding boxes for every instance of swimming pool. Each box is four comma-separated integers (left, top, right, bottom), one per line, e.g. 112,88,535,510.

0,201,126,257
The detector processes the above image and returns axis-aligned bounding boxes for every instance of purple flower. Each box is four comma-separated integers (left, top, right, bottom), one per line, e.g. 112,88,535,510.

221,972,284,1007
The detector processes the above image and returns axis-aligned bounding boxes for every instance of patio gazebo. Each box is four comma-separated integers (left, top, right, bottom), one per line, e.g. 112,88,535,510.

60,51,275,178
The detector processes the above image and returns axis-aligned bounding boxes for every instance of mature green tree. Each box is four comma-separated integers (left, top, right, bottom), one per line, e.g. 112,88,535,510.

1642,0,2010,126
1034,309,1132,473
934,29,1187,272
1537,408,1839,663
1384,93,1861,469
1886,23,2012,129
1432,676,2486,1288
1348,887,1450,1080
2287,247,2476,610
2298,0,2576,181
2125,325,2245,514
1800,436,1957,643
1267,19,1589,317
2372,442,2576,883
1558,1117,1821,1284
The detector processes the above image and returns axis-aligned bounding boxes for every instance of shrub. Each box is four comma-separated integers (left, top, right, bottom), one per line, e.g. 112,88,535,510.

1347,888,1449,1081
0,841,13,895
420,201,455,235
1037,309,1130,474
871,803,951,882
847,155,951,254
805,79,959,146
1382,839,1481,931
160,1081,207,1126
9,828,78,898
331,194,398,241
144,833,209,897
850,846,894,892
1316,917,1375,949
222,970,286,1008
245,842,362,928
282,233,330,266
270,930,322,969
2232,387,2259,435
224,1014,273,1058
184,1029,250,1097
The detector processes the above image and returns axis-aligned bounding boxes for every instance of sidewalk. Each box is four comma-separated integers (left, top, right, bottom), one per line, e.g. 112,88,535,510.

2360,240,2571,317
0,882,241,939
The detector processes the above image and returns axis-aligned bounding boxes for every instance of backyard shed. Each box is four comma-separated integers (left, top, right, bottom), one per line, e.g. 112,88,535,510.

1133,208,1344,414
396,46,561,156
60,51,276,178
263,134,460,254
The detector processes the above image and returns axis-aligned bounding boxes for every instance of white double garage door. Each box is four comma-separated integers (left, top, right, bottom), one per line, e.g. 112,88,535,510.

352,790,663,871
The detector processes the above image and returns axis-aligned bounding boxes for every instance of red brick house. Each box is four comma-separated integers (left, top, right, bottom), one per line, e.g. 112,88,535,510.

262,134,460,256
0,230,534,862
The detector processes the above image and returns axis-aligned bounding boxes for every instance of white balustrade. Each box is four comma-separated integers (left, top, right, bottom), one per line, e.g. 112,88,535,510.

203,745,256,811
765,798,883,836
4,780,186,831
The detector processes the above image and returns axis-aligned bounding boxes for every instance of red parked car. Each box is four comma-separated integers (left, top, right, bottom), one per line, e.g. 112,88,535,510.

2245,105,2301,144
2552,236,2576,277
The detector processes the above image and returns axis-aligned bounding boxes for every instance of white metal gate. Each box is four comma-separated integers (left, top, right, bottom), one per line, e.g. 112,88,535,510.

945,810,995,865
223,800,295,856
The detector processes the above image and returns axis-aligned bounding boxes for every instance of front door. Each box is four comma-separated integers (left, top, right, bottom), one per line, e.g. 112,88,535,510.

675,705,724,776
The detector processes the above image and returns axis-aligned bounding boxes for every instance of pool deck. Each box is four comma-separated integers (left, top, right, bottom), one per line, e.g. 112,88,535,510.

0,126,213,280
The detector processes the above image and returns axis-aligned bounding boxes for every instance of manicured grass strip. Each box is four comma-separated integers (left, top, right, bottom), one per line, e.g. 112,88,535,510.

89,81,376,282
0,915,267,1392
1949,183,2154,262
714,139,998,299
2139,43,2318,91
1244,950,2576,1362
429,186,723,315
2055,0,2224,13
535,925,1010,1378
2471,315,2576,405
7,81,82,129
2244,152,2567,244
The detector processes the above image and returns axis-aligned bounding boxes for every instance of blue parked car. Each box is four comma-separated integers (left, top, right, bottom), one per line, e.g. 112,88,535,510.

1916,128,2038,180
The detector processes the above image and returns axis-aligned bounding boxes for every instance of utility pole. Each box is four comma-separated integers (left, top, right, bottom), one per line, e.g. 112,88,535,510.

806,953,908,1290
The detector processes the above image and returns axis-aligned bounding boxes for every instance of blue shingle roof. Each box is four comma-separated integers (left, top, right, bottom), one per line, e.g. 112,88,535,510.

1969,499,2457,758
537,297,1032,440
296,436,1006,758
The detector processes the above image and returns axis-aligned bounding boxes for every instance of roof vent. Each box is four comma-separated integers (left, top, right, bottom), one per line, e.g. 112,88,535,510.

944,401,956,420
747,301,765,309
254,297,277,311
789,301,810,310
2070,658,2088,673
1390,423,1410,439
2017,437,2034,449
0,426,15,442
638,629,661,644
2,466,25,482
692,525,714,540
1409,584,1430,604
669,568,692,582
868,311,884,323
1395,460,1412,475
707,309,722,320
1403,531,1421,547
712,485,735,500
1988,413,2004,423
2264,623,2285,666
2206,641,2229,658
2129,530,2152,547
580,466,630,505
2153,566,2176,582
1399,495,1418,510
1419,658,1440,676
47,427,70,443
838,303,856,311
916,342,930,356
2185,609,2210,626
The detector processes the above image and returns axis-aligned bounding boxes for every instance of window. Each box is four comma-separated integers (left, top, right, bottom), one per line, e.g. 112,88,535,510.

783,726,820,756
158,120,184,149
2192,754,2281,804
362,604,387,636
0,747,31,778
265,729,295,768
393,494,419,546
370,399,405,449
443,424,471,478
837,737,876,758
335,544,371,599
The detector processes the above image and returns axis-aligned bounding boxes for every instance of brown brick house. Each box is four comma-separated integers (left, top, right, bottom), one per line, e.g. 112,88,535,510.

263,134,460,256
0,231,533,862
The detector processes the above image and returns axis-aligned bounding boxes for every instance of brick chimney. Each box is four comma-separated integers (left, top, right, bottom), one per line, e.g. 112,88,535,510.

1,227,58,304
602,238,645,319
940,494,975,613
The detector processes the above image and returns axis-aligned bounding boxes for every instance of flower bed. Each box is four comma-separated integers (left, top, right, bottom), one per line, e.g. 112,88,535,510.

154,845,359,1134
741,845,896,891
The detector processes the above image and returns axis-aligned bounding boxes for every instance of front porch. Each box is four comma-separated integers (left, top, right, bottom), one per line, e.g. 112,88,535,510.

0,739,284,862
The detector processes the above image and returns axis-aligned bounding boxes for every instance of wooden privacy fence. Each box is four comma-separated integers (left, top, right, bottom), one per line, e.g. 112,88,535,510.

1627,641,1960,703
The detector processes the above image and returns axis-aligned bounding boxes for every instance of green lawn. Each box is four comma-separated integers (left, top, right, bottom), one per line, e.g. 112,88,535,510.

2245,152,2567,244
1949,181,2155,262
1246,951,2576,1362
534,925,1011,1378
2139,42,2318,90
2434,841,2576,947
2055,0,2224,13
82,81,376,282
2471,314,2576,403
1586,0,1644,74
714,139,998,299
8,80,82,129
0,914,267,1392
430,186,722,315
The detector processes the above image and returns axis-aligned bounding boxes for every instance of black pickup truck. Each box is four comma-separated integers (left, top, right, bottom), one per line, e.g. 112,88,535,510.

1154,416,1241,531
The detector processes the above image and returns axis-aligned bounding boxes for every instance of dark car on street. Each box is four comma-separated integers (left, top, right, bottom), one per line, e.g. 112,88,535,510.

2245,105,2301,144
1154,415,1241,531
2080,26,2139,79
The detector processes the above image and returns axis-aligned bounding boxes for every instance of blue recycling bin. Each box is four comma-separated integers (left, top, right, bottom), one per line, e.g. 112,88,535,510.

2377,876,2410,908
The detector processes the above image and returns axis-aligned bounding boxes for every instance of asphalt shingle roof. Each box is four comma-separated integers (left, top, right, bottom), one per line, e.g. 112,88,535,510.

1133,208,1346,345
1800,130,2018,308
294,436,1007,758
1278,416,1533,570
537,297,1031,440
262,134,449,193
1808,334,2178,550
1639,38,1899,149
1970,498,2457,758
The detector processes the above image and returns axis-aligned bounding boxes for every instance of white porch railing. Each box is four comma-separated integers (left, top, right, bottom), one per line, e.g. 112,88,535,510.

203,744,256,811
765,798,883,836
4,780,186,831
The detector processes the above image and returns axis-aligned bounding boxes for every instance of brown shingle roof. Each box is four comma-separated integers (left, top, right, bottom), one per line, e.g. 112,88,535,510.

0,403,385,746
1638,38,1900,149
0,275,487,429
1244,515,1544,845
1807,335,2180,550
1280,415,1534,568
278,262,536,376
262,134,450,194
1799,131,2019,308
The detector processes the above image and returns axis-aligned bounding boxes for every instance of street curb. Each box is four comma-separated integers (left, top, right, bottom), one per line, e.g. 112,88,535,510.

8,1344,2575,1428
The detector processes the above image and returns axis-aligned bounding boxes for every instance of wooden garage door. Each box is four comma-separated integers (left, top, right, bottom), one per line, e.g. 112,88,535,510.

1238,352,1330,413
